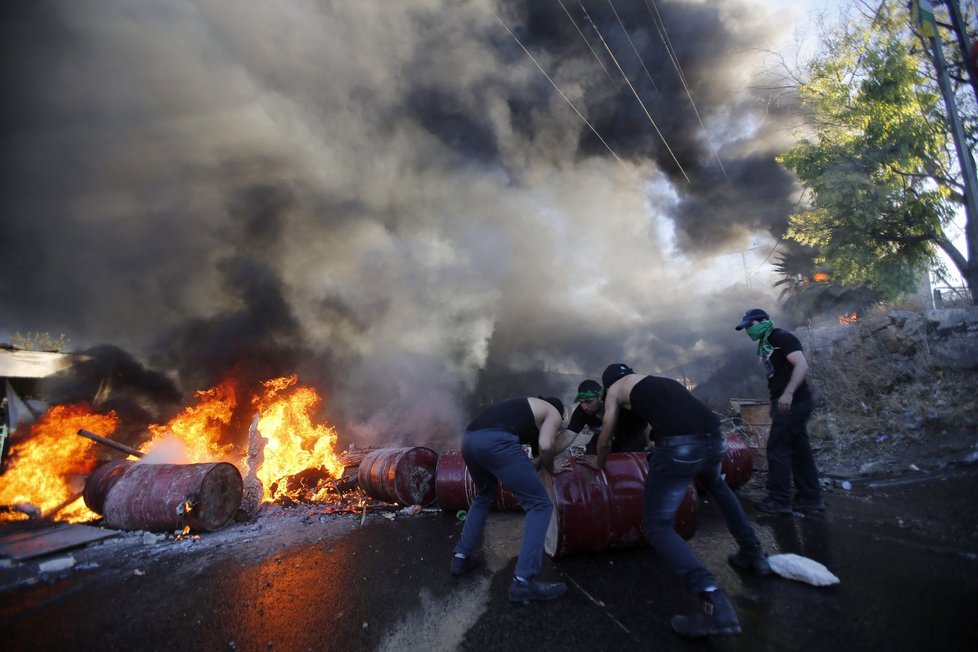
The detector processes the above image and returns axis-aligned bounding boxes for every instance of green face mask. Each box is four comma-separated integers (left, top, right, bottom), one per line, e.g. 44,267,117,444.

745,321,773,341
746,319,775,357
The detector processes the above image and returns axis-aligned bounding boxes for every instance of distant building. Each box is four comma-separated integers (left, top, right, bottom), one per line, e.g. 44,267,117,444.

0,347,77,463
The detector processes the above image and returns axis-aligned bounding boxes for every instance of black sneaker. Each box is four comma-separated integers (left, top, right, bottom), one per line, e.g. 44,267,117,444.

671,589,742,638
508,578,567,602
728,543,772,576
792,497,825,513
754,498,792,515
449,553,483,576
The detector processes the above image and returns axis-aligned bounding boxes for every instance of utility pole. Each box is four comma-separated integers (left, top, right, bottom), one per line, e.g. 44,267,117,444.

944,0,978,103
914,0,978,302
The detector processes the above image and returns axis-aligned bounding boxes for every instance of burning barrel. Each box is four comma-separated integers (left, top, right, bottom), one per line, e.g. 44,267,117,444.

84,461,243,532
435,450,520,512
719,431,753,489
544,452,698,558
357,447,439,507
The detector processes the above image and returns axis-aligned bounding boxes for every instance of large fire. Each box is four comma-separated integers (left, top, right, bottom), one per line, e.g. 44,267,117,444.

0,375,344,524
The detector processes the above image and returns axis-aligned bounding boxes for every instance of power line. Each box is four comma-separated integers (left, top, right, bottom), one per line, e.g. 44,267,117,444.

644,0,727,175
606,0,658,92
556,0,618,85
579,3,692,182
493,11,628,169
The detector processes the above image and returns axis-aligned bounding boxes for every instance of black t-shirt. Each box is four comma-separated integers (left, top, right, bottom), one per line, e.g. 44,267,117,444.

627,376,719,437
567,404,648,454
764,328,811,401
466,397,540,455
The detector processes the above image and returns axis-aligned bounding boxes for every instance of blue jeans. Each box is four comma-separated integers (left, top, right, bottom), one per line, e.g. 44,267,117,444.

454,428,553,580
643,431,760,594
767,396,821,505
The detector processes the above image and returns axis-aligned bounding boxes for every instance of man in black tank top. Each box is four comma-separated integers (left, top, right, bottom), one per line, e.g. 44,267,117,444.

584,363,772,639
449,396,573,602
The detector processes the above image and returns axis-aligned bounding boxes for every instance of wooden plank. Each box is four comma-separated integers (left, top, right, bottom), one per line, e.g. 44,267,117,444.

0,524,120,561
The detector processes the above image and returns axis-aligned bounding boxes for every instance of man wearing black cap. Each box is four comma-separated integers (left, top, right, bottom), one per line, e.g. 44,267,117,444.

565,379,650,454
449,396,572,602
735,308,823,515
584,364,771,639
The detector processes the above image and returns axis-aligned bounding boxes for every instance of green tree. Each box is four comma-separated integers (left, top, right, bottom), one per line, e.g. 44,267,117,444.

779,2,978,303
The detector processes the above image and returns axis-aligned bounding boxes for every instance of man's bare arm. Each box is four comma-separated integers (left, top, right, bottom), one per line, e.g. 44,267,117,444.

779,350,809,411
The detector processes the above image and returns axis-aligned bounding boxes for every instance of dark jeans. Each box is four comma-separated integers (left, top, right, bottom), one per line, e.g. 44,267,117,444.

767,396,821,505
643,431,760,594
454,428,553,580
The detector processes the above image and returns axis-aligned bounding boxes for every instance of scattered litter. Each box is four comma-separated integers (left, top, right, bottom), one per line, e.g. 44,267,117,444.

909,464,920,471
76,561,100,570
456,510,467,522
142,532,163,545
134,569,145,576
963,451,978,464
398,505,422,516
840,481,852,491
38,555,75,573
768,553,840,586
381,512,395,520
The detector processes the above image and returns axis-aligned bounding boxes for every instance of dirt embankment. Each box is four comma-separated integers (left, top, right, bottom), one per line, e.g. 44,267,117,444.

799,308,978,479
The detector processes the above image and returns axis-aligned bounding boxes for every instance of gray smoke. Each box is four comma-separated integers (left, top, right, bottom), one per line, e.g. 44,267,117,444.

0,0,807,447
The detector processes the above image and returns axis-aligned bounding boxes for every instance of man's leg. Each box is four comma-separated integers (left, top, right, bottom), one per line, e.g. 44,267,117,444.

696,435,771,575
761,406,793,512
788,399,822,505
643,445,715,594
489,446,552,581
453,431,499,560
647,442,742,638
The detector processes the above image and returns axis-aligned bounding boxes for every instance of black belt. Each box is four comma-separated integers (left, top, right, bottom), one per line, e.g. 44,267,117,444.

654,429,721,447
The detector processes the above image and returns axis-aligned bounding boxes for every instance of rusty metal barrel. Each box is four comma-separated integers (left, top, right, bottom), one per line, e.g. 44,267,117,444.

435,450,520,512
357,446,439,507
544,452,698,558
83,460,132,515
85,461,243,532
719,431,753,489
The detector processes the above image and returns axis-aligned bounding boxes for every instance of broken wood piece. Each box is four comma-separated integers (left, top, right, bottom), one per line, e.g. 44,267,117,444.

42,492,84,521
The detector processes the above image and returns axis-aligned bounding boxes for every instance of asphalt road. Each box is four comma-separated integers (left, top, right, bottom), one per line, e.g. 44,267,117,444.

2,464,977,651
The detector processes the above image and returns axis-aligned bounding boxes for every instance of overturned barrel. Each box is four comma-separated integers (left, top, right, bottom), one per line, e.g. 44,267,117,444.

83,460,131,515
435,450,520,512
719,431,753,490
358,447,439,507
544,452,698,558
85,461,243,532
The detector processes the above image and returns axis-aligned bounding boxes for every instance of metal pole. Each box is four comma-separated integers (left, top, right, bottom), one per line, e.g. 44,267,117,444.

926,20,978,261
943,0,978,103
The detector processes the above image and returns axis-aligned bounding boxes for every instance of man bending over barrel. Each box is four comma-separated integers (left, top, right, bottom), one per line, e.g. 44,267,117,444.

449,396,573,602
583,364,771,638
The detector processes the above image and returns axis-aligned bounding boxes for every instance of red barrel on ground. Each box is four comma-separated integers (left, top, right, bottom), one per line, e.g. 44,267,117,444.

435,450,520,512
358,446,440,507
85,461,243,532
83,460,131,515
719,431,753,489
544,452,698,558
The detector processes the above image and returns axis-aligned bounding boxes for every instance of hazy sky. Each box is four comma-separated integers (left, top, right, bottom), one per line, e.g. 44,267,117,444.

0,0,842,445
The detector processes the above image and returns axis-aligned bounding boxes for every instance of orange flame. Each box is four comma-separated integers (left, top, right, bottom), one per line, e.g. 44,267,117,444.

250,375,343,501
838,312,858,324
0,404,119,523
146,379,238,463
1,376,345,523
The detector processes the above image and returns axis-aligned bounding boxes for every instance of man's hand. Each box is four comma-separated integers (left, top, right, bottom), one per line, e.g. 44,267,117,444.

579,455,602,471
550,457,573,475
777,390,793,413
